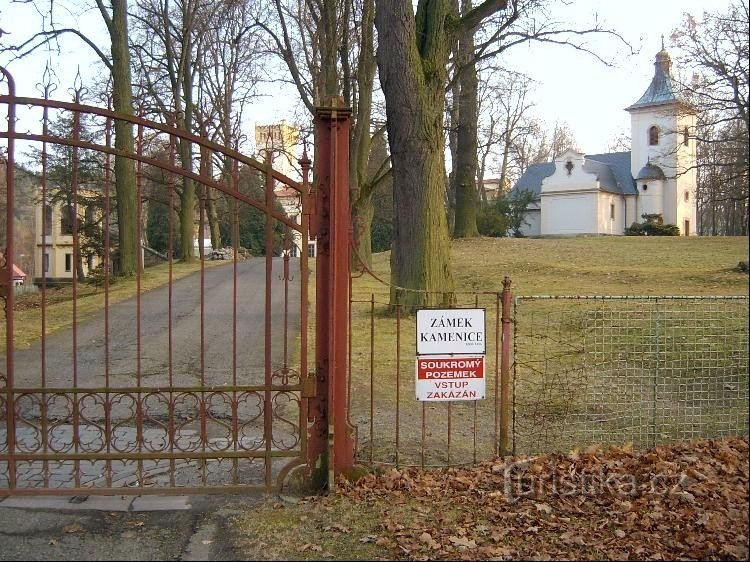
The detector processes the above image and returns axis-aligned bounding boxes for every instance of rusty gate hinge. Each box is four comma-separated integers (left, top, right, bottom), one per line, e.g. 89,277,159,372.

303,371,318,398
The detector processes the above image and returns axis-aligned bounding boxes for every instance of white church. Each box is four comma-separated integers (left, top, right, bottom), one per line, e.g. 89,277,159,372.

510,45,697,237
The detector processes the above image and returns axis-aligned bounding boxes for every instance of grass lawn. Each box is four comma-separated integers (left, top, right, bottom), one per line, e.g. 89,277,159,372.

355,236,749,297
347,236,749,467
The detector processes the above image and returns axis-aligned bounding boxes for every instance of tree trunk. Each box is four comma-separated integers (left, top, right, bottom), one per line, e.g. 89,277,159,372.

447,79,459,231
178,9,196,263
178,137,195,261
111,0,138,277
452,0,479,238
349,0,377,271
351,190,374,269
376,0,456,311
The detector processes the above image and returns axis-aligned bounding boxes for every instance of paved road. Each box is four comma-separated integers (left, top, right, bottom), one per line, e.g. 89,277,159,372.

0,492,268,561
10,257,303,420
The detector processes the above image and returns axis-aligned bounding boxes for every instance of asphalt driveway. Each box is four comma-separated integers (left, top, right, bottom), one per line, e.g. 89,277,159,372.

11,257,303,414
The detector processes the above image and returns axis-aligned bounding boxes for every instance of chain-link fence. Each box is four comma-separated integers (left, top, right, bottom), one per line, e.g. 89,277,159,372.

512,296,749,455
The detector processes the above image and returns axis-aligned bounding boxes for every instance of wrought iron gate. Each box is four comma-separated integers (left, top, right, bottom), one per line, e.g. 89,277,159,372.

0,67,351,495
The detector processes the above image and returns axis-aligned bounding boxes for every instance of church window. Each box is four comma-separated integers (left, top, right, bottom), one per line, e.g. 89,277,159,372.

610,203,615,220
648,126,659,145
684,191,689,202
642,184,648,191
683,127,689,146
565,160,574,175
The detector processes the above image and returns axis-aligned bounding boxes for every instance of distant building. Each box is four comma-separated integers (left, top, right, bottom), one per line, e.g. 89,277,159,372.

254,121,300,179
509,45,697,237
0,254,26,286
12,263,26,285
481,177,511,202
33,189,103,285
254,121,316,258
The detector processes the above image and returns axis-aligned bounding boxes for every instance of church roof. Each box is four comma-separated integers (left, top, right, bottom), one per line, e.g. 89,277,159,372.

636,162,666,180
511,162,555,198
626,47,682,111
509,151,636,199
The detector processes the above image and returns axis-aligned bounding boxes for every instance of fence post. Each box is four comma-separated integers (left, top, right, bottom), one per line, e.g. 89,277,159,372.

1,67,17,489
308,97,356,487
499,276,512,456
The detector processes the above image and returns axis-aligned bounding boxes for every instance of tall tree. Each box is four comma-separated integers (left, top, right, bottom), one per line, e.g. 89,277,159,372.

475,69,537,205
28,112,108,280
452,0,480,238
131,0,221,261
256,0,382,269
671,1,749,234
2,0,140,276
196,0,263,250
375,0,508,310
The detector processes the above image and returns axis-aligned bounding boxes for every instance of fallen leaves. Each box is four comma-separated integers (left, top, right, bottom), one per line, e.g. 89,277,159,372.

449,535,477,549
323,523,350,533
336,437,749,560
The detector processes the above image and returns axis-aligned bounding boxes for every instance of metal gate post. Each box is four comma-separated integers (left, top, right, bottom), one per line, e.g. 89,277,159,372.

499,277,512,456
1,67,17,490
308,97,356,486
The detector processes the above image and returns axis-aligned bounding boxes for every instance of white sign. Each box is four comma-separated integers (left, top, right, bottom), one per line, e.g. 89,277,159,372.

415,355,485,401
416,308,485,355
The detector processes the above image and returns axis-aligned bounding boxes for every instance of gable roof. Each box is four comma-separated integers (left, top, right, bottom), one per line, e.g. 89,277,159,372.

508,151,636,200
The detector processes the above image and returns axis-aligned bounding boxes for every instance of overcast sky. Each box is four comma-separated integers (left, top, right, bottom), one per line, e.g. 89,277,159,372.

1,0,734,159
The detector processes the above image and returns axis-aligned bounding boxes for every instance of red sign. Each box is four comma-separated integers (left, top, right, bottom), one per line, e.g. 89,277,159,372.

415,355,485,401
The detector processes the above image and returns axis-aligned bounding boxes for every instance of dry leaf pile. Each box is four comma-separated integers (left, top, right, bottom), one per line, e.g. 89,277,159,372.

337,437,749,560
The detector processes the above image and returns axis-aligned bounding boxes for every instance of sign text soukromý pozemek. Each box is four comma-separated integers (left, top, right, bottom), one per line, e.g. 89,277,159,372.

416,355,485,401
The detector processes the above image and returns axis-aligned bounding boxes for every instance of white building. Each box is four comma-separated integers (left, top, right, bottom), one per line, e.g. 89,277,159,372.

510,46,697,237
253,121,316,257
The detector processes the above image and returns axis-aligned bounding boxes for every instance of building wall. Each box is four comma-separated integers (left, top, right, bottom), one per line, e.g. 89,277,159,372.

254,121,300,179
34,195,101,284
636,179,665,218
541,191,599,235
540,151,601,235
518,206,541,237
597,193,627,235
625,196,638,228
629,107,697,233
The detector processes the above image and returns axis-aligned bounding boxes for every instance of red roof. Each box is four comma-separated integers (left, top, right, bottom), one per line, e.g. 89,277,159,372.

0,253,26,279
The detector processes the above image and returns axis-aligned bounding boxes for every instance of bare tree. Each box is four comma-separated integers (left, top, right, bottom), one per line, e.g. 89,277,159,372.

671,1,749,234
475,68,537,204
131,0,224,261
196,0,264,249
448,1,632,241
256,0,383,270
2,0,140,276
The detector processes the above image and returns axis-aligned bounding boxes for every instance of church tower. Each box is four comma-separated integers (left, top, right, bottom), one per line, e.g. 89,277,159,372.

626,42,697,235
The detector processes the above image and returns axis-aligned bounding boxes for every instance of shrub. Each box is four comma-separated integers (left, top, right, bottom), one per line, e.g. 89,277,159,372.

625,214,680,236
476,207,511,237
371,220,394,252
86,263,116,287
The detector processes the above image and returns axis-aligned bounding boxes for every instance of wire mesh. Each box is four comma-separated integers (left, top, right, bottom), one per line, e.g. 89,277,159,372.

349,291,504,468
512,296,749,455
